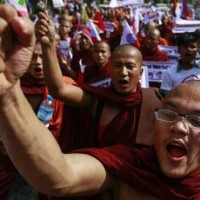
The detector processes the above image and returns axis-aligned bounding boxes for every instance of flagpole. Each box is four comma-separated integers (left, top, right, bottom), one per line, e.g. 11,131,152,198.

45,0,48,9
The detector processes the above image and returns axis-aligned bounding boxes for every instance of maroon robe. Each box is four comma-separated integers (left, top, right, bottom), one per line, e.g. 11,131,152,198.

55,83,161,200
20,73,46,95
140,45,170,61
0,155,17,200
81,83,142,147
84,61,111,84
58,83,143,154
79,145,200,200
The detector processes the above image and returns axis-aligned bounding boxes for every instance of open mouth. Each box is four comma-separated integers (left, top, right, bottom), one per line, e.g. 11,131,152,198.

184,54,194,59
118,79,129,85
166,142,187,159
34,67,42,73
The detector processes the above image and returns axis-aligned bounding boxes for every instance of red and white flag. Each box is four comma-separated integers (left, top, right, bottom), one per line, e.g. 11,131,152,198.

87,19,101,41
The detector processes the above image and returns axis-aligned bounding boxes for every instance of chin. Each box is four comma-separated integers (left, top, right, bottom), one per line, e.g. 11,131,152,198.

34,76,44,80
164,169,187,178
161,162,188,178
117,89,130,95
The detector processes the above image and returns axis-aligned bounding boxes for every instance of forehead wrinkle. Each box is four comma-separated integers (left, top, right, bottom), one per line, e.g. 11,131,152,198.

162,97,200,115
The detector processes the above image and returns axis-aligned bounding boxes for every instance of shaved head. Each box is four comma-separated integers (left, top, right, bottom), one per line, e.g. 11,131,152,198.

112,45,143,67
163,80,200,106
147,28,161,38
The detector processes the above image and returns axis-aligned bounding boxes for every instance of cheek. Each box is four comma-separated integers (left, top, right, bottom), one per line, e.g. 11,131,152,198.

129,69,141,79
154,122,168,149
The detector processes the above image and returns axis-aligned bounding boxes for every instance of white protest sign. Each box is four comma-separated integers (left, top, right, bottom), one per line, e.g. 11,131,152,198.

143,61,177,83
158,45,200,60
158,45,179,61
140,66,149,88
90,78,111,88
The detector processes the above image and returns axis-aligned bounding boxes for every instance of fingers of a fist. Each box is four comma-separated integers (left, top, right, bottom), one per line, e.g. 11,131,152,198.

0,18,8,60
0,5,17,22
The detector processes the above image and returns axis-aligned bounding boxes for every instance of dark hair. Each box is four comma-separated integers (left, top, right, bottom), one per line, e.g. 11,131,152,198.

177,32,198,47
194,28,200,40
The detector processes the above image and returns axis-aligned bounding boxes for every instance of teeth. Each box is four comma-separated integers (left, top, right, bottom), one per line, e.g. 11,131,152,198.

169,141,187,151
171,142,182,147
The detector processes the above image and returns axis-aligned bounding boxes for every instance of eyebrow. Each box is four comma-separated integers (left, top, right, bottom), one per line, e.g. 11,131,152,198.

163,101,200,115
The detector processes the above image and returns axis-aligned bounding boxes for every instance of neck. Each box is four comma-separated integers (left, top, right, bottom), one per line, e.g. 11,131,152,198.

180,59,196,69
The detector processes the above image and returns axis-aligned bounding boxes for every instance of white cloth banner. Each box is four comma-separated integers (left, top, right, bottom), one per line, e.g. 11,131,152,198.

143,61,177,82
52,0,64,8
173,18,200,33
5,0,28,17
120,20,136,45
109,0,144,8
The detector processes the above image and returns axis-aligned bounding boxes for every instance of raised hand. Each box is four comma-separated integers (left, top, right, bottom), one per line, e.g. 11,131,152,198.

35,11,56,45
0,5,35,95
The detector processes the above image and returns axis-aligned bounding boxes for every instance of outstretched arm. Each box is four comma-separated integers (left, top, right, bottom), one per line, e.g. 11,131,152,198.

35,12,93,108
0,5,113,197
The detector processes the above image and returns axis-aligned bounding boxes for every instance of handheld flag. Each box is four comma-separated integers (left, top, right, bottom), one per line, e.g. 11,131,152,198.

93,11,105,33
181,0,192,19
87,20,101,41
82,5,89,24
120,20,137,45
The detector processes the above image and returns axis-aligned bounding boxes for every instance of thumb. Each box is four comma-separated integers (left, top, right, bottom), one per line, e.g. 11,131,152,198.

10,16,35,48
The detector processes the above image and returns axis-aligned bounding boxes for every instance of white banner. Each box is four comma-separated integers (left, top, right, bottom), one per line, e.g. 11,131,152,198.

109,0,144,8
173,18,200,33
52,0,64,8
143,61,177,82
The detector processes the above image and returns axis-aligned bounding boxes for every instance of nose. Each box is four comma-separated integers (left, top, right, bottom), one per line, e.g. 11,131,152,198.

120,66,128,76
35,55,42,64
170,117,189,136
